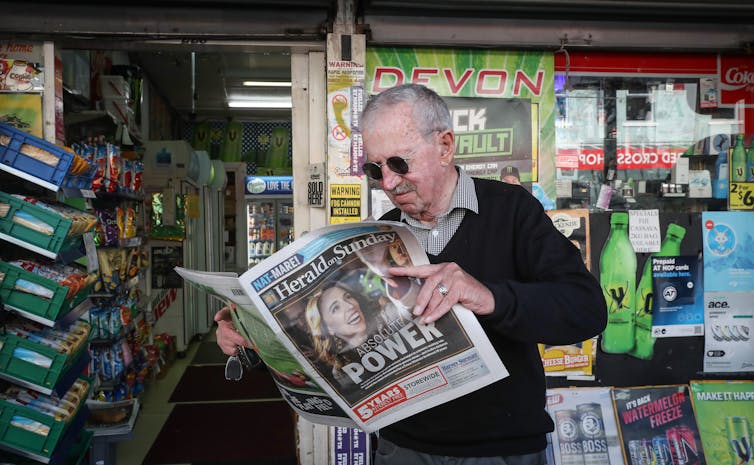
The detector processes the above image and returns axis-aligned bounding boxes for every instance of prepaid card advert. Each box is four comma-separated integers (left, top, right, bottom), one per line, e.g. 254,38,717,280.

239,221,507,432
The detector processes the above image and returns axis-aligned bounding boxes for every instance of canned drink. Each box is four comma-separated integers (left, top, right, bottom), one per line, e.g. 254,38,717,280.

555,409,585,465
667,426,699,465
725,416,752,465
652,435,672,465
577,403,610,465
629,439,651,465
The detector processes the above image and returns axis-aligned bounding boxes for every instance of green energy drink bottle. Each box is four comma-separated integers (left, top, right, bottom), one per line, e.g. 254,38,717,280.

731,134,747,182
630,223,686,360
725,416,752,465
600,212,637,354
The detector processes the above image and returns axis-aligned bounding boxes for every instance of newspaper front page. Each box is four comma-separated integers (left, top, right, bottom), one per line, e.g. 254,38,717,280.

176,221,508,432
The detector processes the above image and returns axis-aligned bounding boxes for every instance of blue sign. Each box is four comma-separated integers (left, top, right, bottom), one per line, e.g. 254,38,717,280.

245,176,293,195
332,427,369,465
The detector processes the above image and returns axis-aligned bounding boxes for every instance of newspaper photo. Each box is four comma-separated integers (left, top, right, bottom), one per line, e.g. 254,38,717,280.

176,221,508,432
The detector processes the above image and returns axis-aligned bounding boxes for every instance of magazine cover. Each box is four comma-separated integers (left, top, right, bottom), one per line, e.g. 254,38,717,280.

690,380,754,465
546,387,625,465
541,209,597,378
177,221,508,432
613,385,706,465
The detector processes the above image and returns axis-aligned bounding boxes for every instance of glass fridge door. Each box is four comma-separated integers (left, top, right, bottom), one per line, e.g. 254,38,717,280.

247,199,276,267
277,199,294,250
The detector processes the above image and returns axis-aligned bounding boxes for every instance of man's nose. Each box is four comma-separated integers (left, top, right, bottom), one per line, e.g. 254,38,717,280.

380,166,401,190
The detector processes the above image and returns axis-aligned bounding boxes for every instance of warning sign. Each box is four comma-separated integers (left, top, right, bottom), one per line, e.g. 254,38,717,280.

330,183,361,224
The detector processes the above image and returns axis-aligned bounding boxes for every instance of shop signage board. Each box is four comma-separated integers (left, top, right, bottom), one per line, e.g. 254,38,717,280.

365,48,556,200
0,39,44,62
245,176,294,196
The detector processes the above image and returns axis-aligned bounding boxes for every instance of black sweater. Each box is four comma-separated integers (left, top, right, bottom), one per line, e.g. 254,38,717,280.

379,178,607,457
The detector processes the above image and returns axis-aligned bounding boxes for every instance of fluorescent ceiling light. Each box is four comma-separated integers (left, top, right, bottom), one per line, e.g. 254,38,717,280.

227,96,292,108
242,80,292,87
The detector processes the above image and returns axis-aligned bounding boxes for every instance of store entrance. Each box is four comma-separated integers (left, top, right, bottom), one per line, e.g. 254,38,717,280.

59,43,300,464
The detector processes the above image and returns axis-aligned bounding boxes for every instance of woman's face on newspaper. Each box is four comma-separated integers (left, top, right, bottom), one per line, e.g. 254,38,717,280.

319,286,367,341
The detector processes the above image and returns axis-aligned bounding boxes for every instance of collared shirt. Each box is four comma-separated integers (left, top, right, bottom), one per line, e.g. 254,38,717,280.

401,167,479,255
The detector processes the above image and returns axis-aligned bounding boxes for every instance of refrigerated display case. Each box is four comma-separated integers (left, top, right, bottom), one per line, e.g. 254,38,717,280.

245,175,294,267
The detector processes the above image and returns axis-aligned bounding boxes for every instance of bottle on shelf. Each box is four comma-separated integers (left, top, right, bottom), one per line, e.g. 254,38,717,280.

599,212,637,354
747,137,754,182
631,223,686,360
730,133,747,182
711,150,729,199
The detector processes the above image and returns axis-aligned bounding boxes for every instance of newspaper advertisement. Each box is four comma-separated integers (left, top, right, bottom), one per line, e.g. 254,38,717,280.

176,221,508,432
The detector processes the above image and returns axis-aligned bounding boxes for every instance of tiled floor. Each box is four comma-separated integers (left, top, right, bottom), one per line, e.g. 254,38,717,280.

113,332,207,465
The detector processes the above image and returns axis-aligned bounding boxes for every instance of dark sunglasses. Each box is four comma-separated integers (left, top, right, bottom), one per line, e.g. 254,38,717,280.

224,346,262,381
361,156,411,181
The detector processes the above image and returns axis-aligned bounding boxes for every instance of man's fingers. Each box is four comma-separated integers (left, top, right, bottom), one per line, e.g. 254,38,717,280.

214,306,232,322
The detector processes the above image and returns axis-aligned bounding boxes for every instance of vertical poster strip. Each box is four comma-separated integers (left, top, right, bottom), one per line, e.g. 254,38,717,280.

331,426,370,465
701,211,754,372
541,209,597,379
327,60,366,179
364,47,556,203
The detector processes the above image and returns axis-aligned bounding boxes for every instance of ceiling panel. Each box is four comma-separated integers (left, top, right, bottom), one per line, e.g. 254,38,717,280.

131,50,292,121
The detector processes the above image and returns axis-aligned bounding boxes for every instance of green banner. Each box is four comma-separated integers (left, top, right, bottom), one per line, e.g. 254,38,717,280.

365,47,556,201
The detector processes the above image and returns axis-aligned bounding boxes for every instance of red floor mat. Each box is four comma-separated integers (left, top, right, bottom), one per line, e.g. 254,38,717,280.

141,402,297,465
169,365,282,403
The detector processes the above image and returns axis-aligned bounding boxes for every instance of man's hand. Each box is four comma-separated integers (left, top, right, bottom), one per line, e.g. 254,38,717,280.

214,305,250,355
389,263,495,324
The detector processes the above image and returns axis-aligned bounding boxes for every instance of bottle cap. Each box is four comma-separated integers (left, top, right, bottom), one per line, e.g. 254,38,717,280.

610,212,629,226
667,223,686,239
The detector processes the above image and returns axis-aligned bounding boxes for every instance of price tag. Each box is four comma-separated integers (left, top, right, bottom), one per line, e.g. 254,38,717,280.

729,182,754,210
80,189,97,199
83,232,99,273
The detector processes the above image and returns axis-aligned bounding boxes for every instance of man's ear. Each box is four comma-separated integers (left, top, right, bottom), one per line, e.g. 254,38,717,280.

438,129,455,163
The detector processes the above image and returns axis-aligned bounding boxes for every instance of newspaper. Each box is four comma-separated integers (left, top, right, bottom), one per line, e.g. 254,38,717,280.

175,221,508,432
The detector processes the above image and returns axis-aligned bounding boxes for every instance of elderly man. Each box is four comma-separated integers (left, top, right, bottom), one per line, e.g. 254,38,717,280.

216,83,606,465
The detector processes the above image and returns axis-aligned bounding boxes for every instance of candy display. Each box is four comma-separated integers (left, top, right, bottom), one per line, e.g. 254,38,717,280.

71,137,142,195
0,378,90,427
5,317,91,356
0,194,98,238
6,258,97,298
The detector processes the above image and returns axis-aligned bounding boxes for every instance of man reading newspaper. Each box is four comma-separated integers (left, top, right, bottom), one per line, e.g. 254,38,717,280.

216,84,606,464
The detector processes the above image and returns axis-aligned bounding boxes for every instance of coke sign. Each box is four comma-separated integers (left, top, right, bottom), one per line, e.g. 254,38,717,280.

719,56,754,106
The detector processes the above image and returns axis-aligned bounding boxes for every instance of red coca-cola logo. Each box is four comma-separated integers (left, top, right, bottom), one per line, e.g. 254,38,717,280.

719,56,754,106
723,66,754,89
